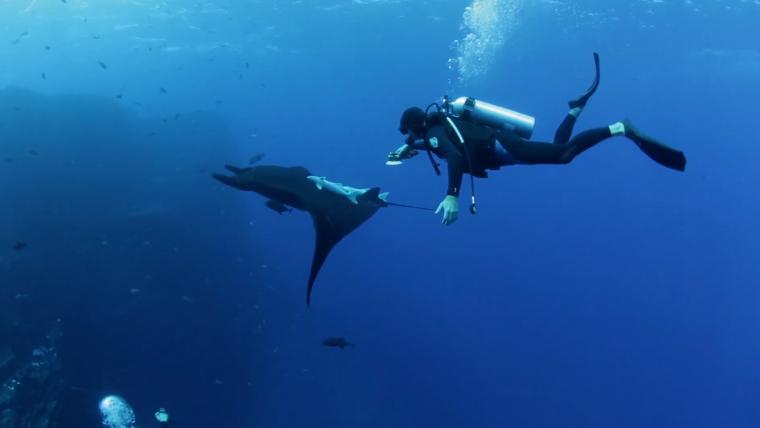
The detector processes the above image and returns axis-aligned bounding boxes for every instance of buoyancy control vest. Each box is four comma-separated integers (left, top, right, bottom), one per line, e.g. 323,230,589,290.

422,96,535,214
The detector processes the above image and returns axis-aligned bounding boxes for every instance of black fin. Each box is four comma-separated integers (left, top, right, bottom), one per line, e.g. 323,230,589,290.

623,120,686,172
632,135,687,171
568,52,600,109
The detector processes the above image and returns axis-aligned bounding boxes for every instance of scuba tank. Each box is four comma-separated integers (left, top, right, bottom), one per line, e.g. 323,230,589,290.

443,96,535,139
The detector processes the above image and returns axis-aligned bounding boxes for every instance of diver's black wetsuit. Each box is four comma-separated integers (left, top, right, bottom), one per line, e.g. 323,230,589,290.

416,112,614,196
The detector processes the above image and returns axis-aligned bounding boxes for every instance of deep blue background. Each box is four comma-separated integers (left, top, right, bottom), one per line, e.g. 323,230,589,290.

2,1,759,427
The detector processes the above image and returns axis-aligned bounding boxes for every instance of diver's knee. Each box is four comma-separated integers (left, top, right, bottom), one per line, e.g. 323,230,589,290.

558,147,581,164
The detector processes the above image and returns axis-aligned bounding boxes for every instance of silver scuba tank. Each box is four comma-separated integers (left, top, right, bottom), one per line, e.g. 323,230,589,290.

445,96,535,139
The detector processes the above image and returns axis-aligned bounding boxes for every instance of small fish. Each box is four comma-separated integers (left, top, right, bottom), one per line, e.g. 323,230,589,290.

115,93,123,99
41,72,46,80
61,0,66,3
44,45,51,51
159,87,167,94
249,152,265,165
4,158,14,163
28,149,39,156
13,242,27,251
97,60,107,70
91,34,101,40
173,113,181,120
144,132,157,138
322,337,354,350
245,62,250,69
265,200,292,214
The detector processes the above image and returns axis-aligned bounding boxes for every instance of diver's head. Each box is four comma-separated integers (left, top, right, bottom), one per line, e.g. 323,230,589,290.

399,107,426,141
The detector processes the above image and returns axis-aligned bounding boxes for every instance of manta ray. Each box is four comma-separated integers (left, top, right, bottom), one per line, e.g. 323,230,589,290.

212,165,389,305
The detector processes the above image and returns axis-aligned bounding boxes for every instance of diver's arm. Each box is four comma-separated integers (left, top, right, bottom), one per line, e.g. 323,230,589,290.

446,156,464,197
428,128,463,225
389,142,421,162
430,129,464,197
407,138,427,150
436,156,462,225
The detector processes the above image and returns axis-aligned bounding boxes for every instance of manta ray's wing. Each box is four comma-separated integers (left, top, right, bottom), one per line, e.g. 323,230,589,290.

213,165,312,210
307,214,342,306
212,164,384,305
304,187,384,305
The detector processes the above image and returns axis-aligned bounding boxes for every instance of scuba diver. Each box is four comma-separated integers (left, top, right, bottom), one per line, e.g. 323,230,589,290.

389,53,687,225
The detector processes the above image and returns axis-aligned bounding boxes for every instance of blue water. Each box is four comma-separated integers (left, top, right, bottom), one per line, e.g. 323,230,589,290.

1,1,759,427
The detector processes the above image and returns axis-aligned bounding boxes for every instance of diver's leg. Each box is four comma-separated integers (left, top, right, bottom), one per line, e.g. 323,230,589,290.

553,111,579,144
497,127,613,165
554,53,601,144
501,122,686,171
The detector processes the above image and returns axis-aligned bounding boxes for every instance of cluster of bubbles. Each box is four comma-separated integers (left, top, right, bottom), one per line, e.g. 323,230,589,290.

449,0,524,86
99,395,136,428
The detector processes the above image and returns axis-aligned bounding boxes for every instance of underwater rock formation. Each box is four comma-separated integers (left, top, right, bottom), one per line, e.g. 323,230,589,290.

0,323,64,427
